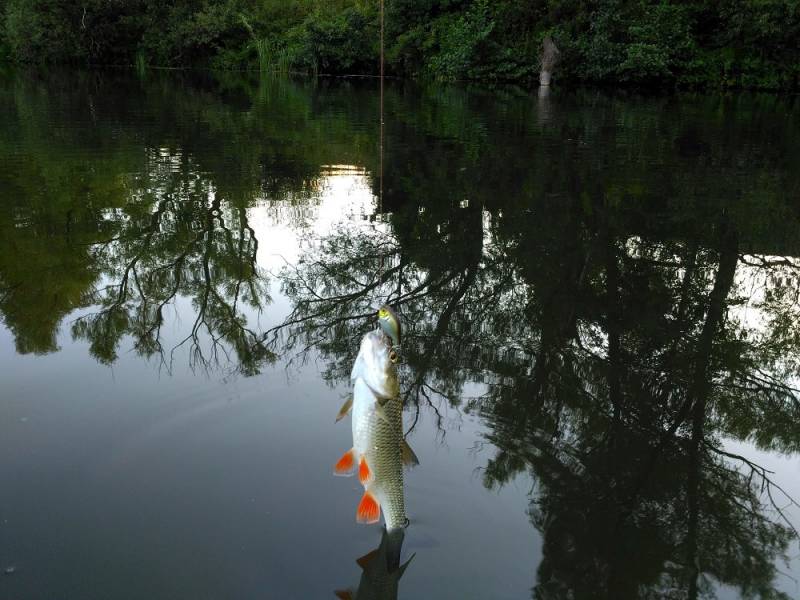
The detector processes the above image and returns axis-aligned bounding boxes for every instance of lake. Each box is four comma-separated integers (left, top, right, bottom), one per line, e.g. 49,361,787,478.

1,69,799,599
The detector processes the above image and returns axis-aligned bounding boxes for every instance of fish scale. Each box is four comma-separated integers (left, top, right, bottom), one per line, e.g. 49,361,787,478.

359,391,405,530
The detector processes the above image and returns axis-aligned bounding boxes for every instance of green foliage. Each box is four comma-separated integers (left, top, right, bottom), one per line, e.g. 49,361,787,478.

4,0,144,63
133,48,146,76
0,0,8,61
285,4,379,74
240,14,283,74
137,0,249,68
1,0,799,89
426,0,493,79
548,1,696,85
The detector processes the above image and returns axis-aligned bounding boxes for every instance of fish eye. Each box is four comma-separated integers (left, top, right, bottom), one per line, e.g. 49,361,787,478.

389,350,398,363
378,308,388,318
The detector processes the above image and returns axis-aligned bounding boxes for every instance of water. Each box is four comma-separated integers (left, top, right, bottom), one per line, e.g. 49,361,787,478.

1,69,799,599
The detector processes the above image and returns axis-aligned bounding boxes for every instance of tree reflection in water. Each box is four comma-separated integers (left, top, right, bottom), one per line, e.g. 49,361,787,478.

1,71,800,598
268,194,800,598
71,150,273,375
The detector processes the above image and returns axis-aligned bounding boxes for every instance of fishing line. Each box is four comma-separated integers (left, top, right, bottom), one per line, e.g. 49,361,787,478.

377,0,386,289
380,0,384,214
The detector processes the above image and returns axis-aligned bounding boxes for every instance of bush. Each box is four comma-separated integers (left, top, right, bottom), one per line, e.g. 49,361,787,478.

4,0,143,64
5,0,83,62
552,1,696,85
288,5,378,74
426,0,494,79
138,0,248,68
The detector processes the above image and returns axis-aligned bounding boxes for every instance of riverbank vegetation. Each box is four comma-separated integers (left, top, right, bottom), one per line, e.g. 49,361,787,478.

1,0,799,90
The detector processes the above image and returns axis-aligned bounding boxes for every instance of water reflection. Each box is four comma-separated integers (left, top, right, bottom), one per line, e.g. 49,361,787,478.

335,528,413,600
264,133,800,596
293,215,800,596
72,150,273,374
1,69,800,598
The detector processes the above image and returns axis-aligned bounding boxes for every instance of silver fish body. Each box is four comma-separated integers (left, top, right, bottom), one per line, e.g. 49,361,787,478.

350,329,406,531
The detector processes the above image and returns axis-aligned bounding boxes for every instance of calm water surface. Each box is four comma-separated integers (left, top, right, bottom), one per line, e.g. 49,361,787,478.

1,70,800,599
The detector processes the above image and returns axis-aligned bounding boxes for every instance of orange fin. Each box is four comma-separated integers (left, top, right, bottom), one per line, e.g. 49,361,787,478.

356,490,381,524
358,456,372,485
334,449,356,476
334,590,353,600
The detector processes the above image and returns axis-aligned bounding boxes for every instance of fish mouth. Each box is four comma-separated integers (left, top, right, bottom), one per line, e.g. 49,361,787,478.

370,329,399,364
376,329,400,363
378,331,398,349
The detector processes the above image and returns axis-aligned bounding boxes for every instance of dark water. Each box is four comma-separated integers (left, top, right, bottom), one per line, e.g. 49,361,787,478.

1,69,800,600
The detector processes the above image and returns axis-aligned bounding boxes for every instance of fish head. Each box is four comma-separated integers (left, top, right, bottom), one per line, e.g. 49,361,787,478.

352,330,399,398
377,305,401,349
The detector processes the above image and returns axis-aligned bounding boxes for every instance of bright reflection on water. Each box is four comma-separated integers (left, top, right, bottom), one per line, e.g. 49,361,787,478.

1,69,800,599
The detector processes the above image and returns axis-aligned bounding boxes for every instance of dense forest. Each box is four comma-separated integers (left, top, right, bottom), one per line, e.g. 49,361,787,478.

0,0,799,90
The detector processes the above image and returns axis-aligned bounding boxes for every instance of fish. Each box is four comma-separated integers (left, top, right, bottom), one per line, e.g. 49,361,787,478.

377,305,401,348
334,306,418,531
334,528,414,600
